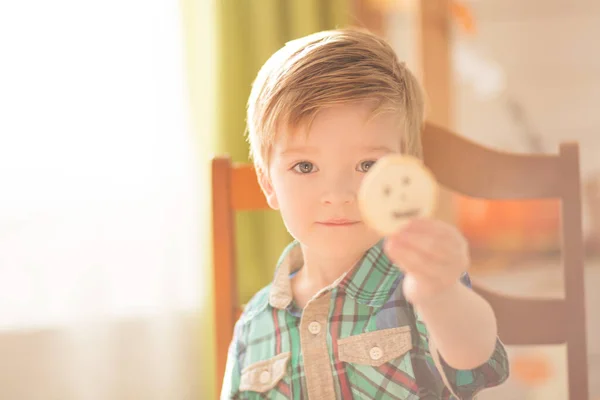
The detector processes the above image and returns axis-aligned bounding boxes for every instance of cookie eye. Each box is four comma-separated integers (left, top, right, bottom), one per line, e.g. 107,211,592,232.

383,185,391,196
402,176,411,185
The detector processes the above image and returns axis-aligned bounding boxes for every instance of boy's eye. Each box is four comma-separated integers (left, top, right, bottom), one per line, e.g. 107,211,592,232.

293,161,316,174
358,160,376,172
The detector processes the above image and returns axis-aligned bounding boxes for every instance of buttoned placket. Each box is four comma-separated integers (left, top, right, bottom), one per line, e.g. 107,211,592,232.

299,290,336,399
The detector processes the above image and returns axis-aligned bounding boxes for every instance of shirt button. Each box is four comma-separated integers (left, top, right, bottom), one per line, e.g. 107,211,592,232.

308,321,321,335
370,346,383,361
259,370,271,384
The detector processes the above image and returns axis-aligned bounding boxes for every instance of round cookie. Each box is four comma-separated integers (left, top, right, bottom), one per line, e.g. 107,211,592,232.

358,154,438,236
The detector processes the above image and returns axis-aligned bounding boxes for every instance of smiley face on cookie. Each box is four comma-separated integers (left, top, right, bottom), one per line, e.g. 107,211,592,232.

358,154,438,236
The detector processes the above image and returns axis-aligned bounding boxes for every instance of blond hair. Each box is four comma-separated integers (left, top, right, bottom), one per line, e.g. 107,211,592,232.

246,28,425,174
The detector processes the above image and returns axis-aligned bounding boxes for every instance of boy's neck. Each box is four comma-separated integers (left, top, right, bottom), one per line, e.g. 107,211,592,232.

291,245,365,307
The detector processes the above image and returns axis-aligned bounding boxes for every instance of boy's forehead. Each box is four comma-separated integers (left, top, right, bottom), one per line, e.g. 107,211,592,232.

274,107,404,153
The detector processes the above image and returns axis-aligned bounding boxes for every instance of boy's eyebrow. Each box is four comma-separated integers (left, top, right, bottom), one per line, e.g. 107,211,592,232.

279,146,319,156
362,145,396,153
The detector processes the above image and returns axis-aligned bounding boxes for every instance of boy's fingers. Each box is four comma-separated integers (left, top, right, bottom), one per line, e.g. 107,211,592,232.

385,240,446,281
402,219,468,251
387,232,465,267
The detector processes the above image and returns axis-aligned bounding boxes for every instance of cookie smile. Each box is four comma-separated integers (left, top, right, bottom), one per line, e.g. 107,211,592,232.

391,209,420,219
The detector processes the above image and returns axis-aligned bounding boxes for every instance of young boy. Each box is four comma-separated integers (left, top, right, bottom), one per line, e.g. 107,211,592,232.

221,28,509,399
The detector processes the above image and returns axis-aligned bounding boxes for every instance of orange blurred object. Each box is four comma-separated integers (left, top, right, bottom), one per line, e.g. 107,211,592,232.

457,197,561,254
512,353,553,386
451,1,476,34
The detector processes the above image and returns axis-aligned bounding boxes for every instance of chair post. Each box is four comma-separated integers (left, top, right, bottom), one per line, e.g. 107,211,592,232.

212,156,239,394
560,142,589,400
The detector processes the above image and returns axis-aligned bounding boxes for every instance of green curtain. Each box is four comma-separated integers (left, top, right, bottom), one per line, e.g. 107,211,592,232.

215,0,350,304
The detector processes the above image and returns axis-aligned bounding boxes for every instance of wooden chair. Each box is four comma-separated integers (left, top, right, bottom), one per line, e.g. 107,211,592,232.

211,122,589,399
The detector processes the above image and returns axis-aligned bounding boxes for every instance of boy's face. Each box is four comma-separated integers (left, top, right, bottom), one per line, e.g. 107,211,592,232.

262,102,404,259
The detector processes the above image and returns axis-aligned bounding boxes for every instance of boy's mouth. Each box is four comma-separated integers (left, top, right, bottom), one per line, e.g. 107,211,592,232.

317,219,360,226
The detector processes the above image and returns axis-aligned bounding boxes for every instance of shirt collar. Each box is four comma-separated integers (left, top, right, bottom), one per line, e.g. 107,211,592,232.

268,239,401,309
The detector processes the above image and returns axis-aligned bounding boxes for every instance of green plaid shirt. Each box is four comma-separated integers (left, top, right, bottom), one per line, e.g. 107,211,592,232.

221,240,509,399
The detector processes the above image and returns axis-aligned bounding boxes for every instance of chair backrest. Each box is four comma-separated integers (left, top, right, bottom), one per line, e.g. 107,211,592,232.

211,122,588,399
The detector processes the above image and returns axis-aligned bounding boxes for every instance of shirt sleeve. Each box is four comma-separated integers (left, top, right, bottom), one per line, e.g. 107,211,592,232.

220,319,244,400
415,273,510,399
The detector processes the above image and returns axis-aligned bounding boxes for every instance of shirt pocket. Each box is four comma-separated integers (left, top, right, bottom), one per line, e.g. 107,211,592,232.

338,326,420,399
239,352,291,399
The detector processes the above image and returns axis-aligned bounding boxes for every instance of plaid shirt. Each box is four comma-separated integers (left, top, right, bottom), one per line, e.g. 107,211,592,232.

221,240,509,399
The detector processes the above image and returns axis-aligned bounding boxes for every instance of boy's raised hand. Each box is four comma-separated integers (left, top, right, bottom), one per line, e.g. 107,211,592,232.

358,153,470,305
383,217,470,305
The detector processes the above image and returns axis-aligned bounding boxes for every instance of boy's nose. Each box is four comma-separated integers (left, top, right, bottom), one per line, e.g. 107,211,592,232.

320,182,356,205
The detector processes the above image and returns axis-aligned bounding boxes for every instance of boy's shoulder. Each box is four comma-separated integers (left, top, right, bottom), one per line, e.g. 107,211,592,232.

235,241,301,328
238,283,273,324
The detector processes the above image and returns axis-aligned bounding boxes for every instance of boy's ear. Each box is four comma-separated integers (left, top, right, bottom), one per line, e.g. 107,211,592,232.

257,169,279,210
